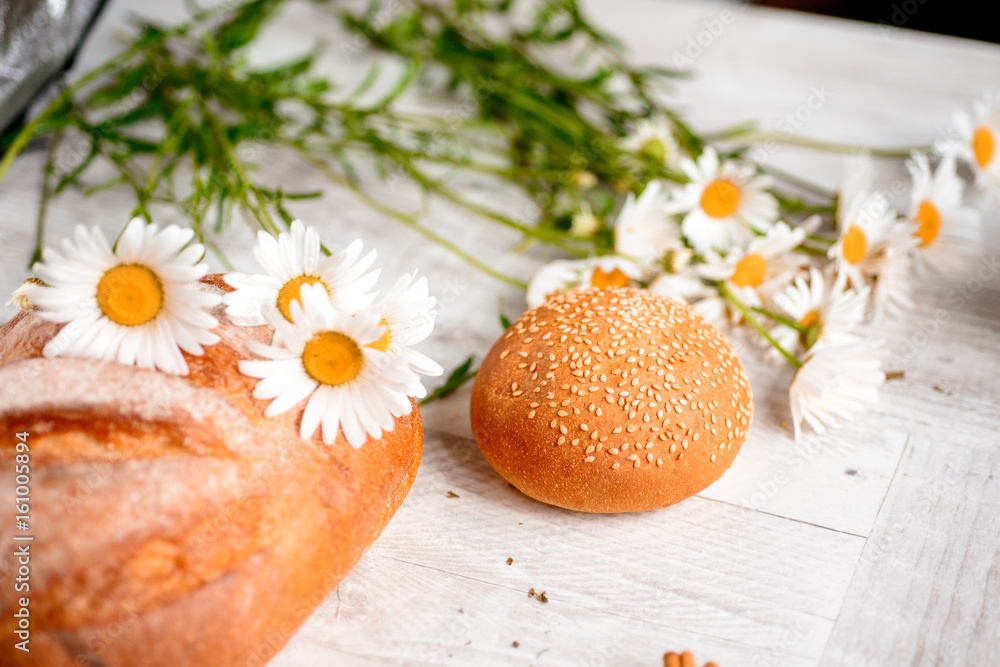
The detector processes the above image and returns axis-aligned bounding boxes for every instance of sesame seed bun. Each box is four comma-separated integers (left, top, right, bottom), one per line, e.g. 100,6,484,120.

471,286,752,513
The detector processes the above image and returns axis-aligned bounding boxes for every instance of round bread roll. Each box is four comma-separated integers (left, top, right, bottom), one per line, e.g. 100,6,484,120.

471,286,752,513
0,275,422,667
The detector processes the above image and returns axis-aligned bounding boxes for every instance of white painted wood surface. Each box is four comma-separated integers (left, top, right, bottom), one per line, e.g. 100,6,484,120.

1,0,999,665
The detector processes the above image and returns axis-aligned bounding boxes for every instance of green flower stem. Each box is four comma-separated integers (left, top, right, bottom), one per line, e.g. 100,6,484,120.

757,163,835,199
797,244,831,256
32,130,64,266
203,233,235,271
750,305,806,333
0,56,125,185
431,184,590,258
700,120,759,142
719,282,802,369
737,131,931,159
292,144,528,289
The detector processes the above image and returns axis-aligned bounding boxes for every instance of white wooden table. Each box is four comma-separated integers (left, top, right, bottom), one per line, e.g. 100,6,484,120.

2,0,999,665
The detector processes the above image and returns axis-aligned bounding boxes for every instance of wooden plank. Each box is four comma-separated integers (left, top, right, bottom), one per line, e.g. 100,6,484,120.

820,440,1000,665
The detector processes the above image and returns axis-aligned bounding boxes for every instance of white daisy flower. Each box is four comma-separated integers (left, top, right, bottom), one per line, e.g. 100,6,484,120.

667,147,779,253
942,89,1000,194
836,152,876,230
698,219,816,310
525,256,644,309
366,272,443,377
224,220,379,326
613,181,681,268
239,283,424,448
870,239,915,321
647,270,712,304
771,267,868,356
571,169,599,190
905,152,981,277
829,191,916,320
5,278,43,312
789,339,884,441
27,218,220,375
622,117,679,166
570,205,601,238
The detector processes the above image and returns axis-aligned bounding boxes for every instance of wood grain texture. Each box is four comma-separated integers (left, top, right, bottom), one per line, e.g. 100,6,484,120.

0,0,999,665
270,431,847,666
820,440,1000,666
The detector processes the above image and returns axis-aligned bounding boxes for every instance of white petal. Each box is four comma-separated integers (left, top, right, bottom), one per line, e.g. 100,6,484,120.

300,385,329,441
264,376,318,417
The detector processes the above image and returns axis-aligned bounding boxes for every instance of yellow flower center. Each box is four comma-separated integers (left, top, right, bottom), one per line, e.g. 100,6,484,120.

640,138,667,164
367,319,392,352
841,224,868,265
302,331,363,386
700,179,741,219
591,267,630,289
729,253,767,288
972,125,996,168
277,275,326,322
798,309,823,349
913,199,942,248
96,264,163,327
799,309,821,329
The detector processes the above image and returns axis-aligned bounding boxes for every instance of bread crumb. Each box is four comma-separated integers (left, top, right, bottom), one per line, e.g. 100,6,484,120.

528,588,549,603
446,491,459,498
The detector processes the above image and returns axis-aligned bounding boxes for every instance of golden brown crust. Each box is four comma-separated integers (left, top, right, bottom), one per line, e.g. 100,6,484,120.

0,274,422,666
471,286,752,513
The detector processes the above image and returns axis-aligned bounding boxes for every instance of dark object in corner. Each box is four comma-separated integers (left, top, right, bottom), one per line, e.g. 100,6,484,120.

0,0,108,142
756,0,1000,45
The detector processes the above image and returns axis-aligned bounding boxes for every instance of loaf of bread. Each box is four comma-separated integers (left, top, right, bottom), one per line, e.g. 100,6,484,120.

0,275,422,666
